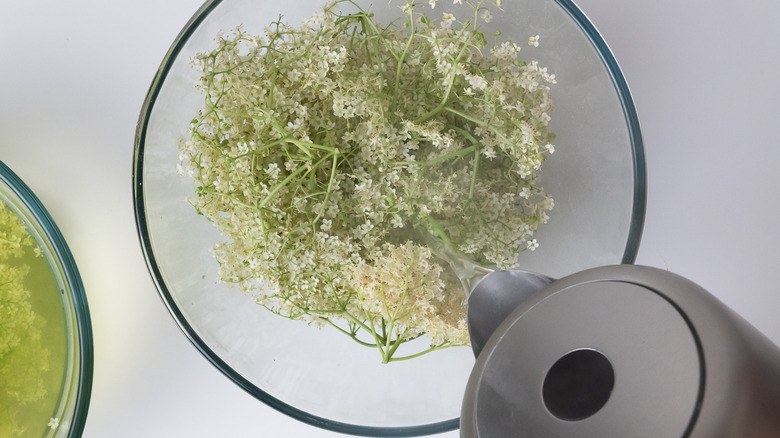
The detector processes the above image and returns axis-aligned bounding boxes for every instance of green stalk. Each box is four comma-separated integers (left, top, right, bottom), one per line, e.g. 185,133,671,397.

286,138,338,153
413,37,474,124
389,6,416,117
423,215,453,247
388,342,456,362
445,107,511,144
469,146,480,200
320,317,378,347
386,328,415,359
257,165,308,210
311,151,339,225
390,145,475,167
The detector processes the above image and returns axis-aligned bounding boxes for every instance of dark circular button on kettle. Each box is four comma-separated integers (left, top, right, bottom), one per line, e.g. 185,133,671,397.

542,348,615,421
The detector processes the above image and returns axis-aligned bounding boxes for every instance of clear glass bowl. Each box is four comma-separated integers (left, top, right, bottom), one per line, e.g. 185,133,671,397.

133,0,645,435
0,160,93,437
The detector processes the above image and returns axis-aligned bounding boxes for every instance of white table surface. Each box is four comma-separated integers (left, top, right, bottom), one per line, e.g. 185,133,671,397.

2,0,780,436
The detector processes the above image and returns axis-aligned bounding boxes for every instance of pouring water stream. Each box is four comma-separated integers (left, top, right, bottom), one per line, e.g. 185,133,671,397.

421,232,555,357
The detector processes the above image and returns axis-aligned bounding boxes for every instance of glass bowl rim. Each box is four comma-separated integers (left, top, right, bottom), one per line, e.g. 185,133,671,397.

0,159,94,438
132,0,646,435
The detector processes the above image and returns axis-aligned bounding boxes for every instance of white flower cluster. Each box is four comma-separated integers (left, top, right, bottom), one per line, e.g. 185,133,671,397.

347,242,470,348
179,0,556,362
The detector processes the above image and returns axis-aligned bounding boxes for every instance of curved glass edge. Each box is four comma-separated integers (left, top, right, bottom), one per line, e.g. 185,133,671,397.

558,0,647,264
132,0,646,435
0,160,94,438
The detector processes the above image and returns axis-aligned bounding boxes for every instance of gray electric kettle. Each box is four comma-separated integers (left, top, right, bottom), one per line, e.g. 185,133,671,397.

460,264,780,438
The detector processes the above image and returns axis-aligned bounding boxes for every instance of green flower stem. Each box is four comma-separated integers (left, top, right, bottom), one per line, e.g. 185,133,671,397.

335,5,384,70
390,145,475,167
257,165,308,210
274,295,386,348
469,147,480,200
285,138,339,154
387,341,454,362
305,153,340,219
198,187,257,210
321,317,379,348
413,33,476,124
389,6,416,118
383,324,394,362
448,124,481,200
385,326,415,360
444,106,487,126
304,157,339,220
200,104,303,156
256,143,339,213
364,313,390,359
445,106,512,144
423,215,454,247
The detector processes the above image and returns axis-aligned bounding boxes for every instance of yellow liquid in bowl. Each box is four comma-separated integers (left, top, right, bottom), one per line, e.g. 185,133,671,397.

1,223,68,436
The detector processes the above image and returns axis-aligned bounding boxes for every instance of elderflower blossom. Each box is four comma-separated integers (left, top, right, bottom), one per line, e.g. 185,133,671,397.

442,12,456,28
180,0,556,363
1,201,50,434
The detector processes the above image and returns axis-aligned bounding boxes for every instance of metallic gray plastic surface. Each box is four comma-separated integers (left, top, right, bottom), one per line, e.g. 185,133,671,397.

468,270,553,357
461,265,780,437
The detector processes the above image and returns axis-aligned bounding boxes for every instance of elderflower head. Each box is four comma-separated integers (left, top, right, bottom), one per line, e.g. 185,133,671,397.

181,0,556,363
442,12,456,28
1,201,50,434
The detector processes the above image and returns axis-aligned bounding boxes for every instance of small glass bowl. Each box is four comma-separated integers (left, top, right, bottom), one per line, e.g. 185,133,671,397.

0,160,93,437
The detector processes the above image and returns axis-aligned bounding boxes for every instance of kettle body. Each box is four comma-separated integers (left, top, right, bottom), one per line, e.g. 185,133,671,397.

461,265,780,437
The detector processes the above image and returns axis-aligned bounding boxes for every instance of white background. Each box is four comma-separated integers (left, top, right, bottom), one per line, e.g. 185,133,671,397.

2,0,780,436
